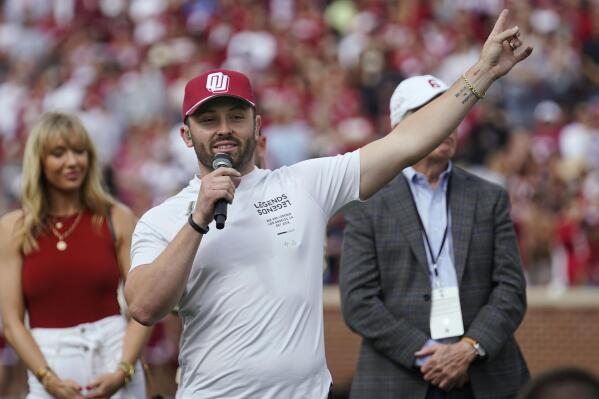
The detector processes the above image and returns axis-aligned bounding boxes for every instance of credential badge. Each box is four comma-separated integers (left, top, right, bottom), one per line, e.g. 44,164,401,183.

206,72,230,93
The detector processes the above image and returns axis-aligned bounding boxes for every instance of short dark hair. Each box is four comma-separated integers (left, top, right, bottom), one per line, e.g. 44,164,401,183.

517,367,599,399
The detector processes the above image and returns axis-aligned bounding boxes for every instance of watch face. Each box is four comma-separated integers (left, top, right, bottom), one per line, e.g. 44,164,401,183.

474,343,486,357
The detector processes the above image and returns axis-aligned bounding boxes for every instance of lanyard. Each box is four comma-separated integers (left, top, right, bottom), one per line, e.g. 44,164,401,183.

405,173,451,287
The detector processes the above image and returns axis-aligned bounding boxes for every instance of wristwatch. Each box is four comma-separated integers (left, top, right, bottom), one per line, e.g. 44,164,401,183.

471,341,486,358
462,336,487,358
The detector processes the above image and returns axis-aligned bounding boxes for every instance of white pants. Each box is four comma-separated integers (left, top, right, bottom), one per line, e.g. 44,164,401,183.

27,315,146,398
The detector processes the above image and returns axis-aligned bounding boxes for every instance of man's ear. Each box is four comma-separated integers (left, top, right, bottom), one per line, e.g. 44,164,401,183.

255,114,262,138
181,125,193,148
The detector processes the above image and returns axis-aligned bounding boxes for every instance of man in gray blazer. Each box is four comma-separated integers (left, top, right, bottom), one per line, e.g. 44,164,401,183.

340,75,530,399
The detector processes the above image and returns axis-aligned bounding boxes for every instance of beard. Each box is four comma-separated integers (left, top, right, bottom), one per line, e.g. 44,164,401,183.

193,126,257,172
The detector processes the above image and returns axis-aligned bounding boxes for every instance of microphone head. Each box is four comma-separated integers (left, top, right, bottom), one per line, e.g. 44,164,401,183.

212,153,233,169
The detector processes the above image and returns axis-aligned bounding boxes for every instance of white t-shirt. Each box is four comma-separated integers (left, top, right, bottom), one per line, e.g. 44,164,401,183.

131,151,360,399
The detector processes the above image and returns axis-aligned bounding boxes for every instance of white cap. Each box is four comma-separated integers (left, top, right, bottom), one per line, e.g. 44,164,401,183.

533,100,562,123
389,75,448,128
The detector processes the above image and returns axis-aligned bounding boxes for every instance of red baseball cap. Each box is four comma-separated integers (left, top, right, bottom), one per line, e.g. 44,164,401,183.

182,69,256,120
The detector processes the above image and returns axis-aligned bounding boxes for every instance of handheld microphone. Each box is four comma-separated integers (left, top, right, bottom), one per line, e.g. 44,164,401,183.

212,153,233,229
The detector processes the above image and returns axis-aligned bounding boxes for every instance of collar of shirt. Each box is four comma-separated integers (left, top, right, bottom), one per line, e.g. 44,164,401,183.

401,161,458,290
402,162,452,191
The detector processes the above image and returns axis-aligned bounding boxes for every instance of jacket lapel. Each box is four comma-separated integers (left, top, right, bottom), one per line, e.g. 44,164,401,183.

449,168,477,283
382,175,429,277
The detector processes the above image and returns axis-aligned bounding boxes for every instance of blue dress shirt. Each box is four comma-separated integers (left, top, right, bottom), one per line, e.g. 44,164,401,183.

402,163,460,366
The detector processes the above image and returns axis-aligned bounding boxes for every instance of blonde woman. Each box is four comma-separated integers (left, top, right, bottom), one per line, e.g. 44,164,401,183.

0,112,149,398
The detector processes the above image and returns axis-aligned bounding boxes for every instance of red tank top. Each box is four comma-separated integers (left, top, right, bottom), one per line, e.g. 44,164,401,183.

22,210,121,328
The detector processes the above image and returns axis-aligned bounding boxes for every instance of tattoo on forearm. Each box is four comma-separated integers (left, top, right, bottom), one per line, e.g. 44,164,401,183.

454,86,473,104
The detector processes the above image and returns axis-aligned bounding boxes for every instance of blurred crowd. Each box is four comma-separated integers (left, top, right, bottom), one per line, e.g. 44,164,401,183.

1,0,599,291
1,0,599,397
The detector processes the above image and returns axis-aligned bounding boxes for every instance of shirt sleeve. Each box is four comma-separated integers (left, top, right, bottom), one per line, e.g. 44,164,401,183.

286,150,361,217
130,216,169,271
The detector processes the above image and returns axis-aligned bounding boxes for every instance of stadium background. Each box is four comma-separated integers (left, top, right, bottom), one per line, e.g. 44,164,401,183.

0,0,598,397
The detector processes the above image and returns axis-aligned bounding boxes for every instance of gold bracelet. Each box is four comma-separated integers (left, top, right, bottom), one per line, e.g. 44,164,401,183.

34,366,53,382
461,74,485,100
118,361,135,384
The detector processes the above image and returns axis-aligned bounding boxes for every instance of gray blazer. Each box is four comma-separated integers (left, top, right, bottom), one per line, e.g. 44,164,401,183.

340,167,529,399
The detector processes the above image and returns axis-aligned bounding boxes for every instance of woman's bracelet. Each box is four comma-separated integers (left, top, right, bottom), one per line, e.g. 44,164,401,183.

118,361,135,384
461,74,485,100
34,365,53,382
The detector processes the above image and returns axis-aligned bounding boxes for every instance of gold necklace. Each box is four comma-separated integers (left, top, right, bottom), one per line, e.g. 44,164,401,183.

48,212,83,251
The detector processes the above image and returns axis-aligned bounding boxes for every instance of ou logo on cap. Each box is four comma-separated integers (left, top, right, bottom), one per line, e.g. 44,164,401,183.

428,79,441,88
206,72,230,93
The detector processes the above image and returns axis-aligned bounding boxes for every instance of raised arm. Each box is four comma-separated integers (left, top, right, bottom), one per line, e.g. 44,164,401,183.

359,9,532,199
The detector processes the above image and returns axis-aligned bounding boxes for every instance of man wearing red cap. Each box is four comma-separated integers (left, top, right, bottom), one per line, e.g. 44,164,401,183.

125,10,532,399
